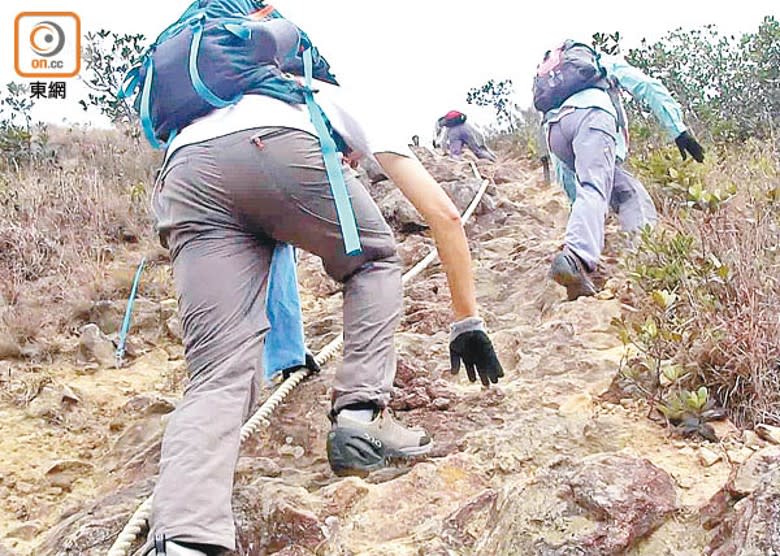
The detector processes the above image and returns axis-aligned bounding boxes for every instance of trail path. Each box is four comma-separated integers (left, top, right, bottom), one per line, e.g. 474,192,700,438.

0,153,756,555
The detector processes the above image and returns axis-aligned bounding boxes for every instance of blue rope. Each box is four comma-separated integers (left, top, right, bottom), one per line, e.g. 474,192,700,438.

116,257,147,366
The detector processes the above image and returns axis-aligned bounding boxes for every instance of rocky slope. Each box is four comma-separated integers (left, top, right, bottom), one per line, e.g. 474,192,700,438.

1,149,778,556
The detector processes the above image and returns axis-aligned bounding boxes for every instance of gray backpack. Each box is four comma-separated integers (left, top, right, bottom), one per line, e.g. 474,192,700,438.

533,40,608,113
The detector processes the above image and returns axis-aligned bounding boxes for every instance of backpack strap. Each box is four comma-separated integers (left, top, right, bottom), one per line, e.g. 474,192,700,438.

139,57,178,149
188,15,242,109
117,66,141,101
301,48,361,256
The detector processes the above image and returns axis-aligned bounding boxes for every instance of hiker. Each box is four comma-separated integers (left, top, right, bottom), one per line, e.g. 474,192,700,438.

533,40,705,300
435,111,497,162
123,3,503,555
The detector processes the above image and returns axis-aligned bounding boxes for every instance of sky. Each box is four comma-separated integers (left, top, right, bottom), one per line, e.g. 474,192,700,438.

0,1,777,143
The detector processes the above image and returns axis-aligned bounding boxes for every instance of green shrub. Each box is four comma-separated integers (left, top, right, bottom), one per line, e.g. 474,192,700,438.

615,146,780,428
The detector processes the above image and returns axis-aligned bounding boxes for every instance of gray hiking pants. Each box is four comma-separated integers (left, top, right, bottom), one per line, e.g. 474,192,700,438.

548,107,656,271
145,128,401,551
446,123,497,162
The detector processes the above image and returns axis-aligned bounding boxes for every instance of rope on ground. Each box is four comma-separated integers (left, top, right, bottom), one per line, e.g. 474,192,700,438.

106,162,489,556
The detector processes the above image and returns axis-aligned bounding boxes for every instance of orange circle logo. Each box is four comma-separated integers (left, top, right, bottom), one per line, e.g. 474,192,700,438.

29,20,65,57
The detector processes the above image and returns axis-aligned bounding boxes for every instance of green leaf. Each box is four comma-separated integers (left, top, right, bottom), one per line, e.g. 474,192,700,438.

688,182,703,202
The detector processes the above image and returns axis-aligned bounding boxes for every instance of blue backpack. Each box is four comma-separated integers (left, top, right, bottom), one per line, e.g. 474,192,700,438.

120,0,361,255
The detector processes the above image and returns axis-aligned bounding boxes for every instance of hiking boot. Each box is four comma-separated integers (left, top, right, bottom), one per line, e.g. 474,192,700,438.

327,407,433,477
550,247,597,301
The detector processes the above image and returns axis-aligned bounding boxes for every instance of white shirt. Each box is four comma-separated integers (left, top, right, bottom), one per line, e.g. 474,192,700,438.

166,79,413,164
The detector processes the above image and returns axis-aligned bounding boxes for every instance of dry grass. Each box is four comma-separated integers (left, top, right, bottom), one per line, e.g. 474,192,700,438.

620,141,780,427
692,196,780,425
0,126,162,356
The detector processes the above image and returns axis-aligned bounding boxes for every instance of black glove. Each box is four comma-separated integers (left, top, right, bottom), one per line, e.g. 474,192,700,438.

675,131,705,163
449,317,504,386
282,350,321,380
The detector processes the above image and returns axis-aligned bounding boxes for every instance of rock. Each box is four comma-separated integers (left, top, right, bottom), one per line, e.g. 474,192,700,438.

121,393,176,417
567,454,678,549
756,424,780,445
123,336,146,359
558,392,594,416
19,341,44,360
0,332,22,360
37,479,155,556
433,398,451,411
320,478,370,517
105,415,167,474
379,188,427,233
727,447,755,466
742,429,763,449
699,447,723,467
165,316,183,340
77,323,115,367
477,454,677,554
6,521,40,541
361,156,388,184
164,343,185,361
131,298,161,330
730,446,780,497
234,483,325,553
118,226,139,243
709,461,780,556
237,456,282,479
391,386,431,411
441,490,498,549
60,385,81,405
26,385,77,421
394,359,425,388
159,299,178,321
710,419,741,441
88,300,123,335
441,178,495,215
491,165,526,185
45,460,95,491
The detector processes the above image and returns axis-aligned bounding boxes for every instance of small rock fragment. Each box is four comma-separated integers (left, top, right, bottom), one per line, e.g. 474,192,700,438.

742,429,763,449
77,323,115,367
699,447,722,467
755,424,780,445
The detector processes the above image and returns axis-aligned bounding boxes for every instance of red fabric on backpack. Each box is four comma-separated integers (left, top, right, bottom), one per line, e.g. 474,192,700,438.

442,111,466,127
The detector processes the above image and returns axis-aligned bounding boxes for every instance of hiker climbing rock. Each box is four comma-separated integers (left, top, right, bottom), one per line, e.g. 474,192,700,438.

434,111,498,162
534,40,704,300
121,1,503,554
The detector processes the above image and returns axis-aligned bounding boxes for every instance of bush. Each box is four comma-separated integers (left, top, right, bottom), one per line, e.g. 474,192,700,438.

0,83,54,170
602,16,780,144
615,144,780,428
80,29,147,133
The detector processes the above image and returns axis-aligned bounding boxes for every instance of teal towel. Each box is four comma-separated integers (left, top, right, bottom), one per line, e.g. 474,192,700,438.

263,242,306,379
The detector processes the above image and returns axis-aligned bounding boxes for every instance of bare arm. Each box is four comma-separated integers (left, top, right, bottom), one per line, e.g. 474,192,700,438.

374,152,478,321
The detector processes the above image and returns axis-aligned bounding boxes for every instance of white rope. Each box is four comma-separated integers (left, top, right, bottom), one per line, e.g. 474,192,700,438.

107,166,490,556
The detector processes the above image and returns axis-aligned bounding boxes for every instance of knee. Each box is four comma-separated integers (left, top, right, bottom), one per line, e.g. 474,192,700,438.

325,227,400,283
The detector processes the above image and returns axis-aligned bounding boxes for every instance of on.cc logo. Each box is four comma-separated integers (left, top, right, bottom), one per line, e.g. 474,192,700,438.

29,20,66,58
15,12,80,78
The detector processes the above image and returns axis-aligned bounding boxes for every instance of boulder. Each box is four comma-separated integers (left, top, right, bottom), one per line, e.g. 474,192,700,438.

477,454,678,555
